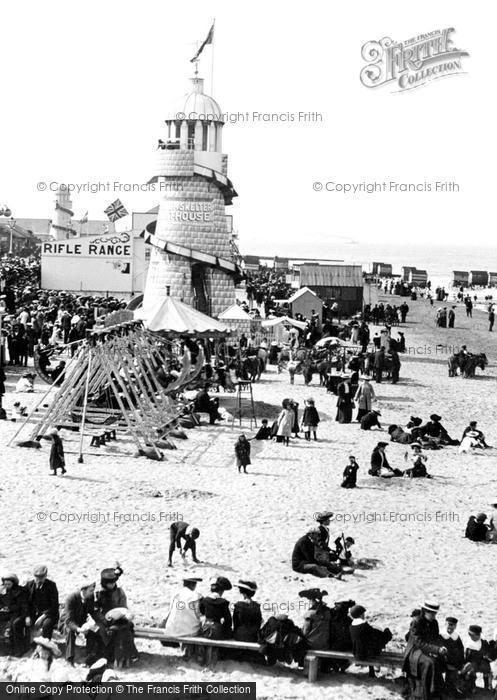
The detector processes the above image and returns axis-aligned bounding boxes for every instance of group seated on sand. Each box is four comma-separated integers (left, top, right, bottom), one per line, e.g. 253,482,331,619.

465,501,497,544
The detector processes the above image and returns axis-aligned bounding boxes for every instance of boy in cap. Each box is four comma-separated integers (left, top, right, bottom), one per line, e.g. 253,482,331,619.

349,604,392,664
25,565,59,640
461,625,493,691
440,616,464,695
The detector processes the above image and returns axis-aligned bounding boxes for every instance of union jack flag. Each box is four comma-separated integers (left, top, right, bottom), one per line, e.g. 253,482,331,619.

104,198,128,222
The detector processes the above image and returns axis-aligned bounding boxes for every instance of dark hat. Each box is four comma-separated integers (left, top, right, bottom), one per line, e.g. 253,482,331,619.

446,616,458,624
183,577,202,583
349,604,366,619
210,576,232,592
372,410,381,416
468,625,482,635
237,580,257,594
430,414,442,421
476,513,487,522
100,568,119,583
314,511,333,523
377,441,388,448
469,421,477,426
299,588,328,600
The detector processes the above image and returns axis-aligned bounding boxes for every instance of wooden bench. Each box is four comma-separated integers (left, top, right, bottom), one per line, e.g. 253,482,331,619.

134,626,404,682
305,649,404,682
134,626,262,664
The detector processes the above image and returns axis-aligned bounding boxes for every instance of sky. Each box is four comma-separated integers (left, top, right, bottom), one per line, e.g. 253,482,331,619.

0,1,494,254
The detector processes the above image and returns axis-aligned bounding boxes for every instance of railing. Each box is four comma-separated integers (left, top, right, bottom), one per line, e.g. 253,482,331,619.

159,138,195,151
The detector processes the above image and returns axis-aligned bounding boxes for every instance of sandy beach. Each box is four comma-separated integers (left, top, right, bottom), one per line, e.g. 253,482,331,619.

1,290,496,698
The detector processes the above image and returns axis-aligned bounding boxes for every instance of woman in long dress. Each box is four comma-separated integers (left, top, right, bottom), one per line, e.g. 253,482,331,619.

276,399,294,445
354,375,376,422
336,374,353,424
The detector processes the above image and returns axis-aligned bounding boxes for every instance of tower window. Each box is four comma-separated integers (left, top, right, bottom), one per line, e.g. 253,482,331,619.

202,123,208,150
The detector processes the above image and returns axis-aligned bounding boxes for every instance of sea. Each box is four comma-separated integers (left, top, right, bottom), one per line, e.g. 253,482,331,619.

266,241,497,290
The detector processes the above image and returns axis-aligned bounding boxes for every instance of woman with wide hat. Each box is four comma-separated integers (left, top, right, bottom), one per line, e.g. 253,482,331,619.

336,373,354,424
233,580,262,643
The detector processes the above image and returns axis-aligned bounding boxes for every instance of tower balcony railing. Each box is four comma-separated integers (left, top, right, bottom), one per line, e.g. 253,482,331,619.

159,138,196,151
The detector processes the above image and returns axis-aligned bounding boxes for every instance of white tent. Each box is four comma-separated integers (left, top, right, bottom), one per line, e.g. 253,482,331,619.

218,304,252,320
135,296,230,336
261,316,307,330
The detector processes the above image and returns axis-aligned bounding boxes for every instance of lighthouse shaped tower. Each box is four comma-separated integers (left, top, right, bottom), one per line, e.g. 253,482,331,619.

49,186,75,240
143,76,239,319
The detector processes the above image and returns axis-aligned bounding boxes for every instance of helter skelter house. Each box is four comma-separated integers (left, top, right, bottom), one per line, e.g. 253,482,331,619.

142,74,243,319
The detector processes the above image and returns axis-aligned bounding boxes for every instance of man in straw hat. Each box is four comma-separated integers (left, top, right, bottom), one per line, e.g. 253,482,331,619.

402,601,447,699
161,576,203,640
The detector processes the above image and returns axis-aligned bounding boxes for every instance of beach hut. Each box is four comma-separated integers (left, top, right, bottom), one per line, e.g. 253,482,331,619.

402,266,416,282
299,264,364,315
242,255,260,273
288,286,323,320
488,272,497,288
372,262,393,276
408,269,428,287
469,270,489,287
452,271,469,287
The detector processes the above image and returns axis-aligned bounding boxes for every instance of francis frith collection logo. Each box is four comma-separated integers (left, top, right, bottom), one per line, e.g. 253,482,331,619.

360,28,469,91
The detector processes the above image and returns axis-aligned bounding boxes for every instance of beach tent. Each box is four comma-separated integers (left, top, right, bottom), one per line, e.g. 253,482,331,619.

218,304,252,320
136,296,230,336
261,316,307,330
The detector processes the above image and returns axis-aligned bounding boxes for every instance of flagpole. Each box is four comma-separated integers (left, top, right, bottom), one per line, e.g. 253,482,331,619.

210,18,215,95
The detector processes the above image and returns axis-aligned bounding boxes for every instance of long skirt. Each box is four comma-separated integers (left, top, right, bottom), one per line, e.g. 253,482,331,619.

336,405,353,423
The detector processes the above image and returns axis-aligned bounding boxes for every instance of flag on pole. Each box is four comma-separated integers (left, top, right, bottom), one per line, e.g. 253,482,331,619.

104,199,128,222
80,211,88,224
190,22,214,63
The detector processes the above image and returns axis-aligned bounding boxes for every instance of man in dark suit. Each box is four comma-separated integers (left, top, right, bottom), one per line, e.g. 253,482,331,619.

25,565,59,640
373,347,385,383
292,530,330,578
63,582,104,665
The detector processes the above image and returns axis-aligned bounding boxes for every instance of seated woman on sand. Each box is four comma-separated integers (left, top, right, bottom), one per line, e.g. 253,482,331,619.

459,429,487,455
369,442,404,478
